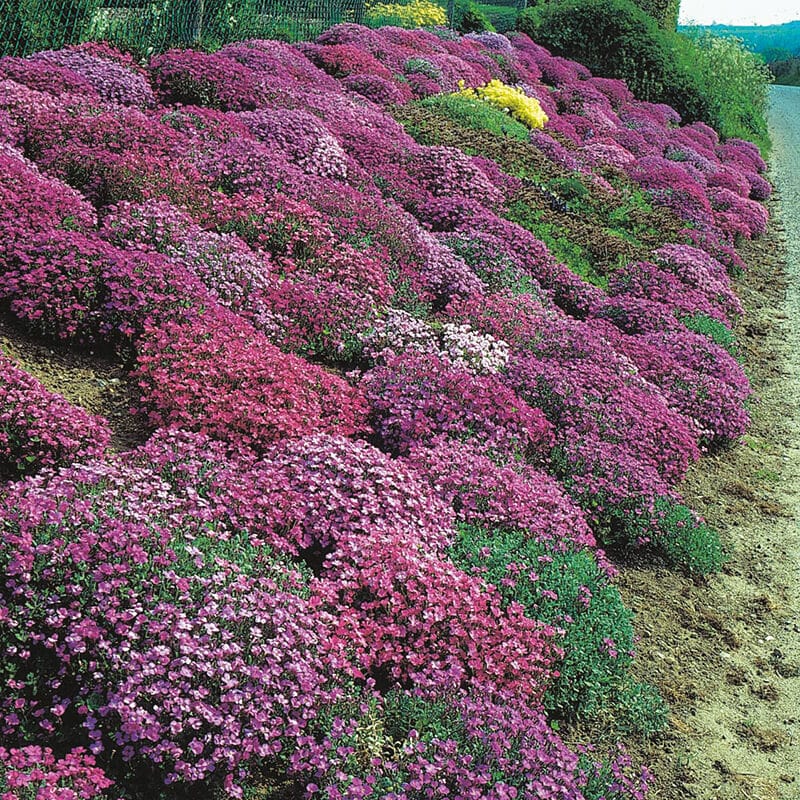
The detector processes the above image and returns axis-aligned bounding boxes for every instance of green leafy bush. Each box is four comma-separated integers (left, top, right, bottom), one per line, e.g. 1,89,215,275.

414,93,531,140
681,313,739,357
629,0,679,29
456,1,495,32
450,525,636,718
518,0,771,153
679,30,773,152
474,2,518,32
518,0,710,115
611,680,669,737
768,55,800,86
651,499,726,575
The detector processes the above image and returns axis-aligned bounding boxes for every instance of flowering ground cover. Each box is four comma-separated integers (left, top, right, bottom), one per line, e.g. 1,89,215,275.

0,22,768,800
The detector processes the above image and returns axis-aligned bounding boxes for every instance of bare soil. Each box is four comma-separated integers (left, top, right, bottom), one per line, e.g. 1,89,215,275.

0,318,146,451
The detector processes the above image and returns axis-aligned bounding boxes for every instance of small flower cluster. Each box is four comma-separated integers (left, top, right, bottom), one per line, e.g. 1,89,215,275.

0,56,100,100
149,49,267,111
28,45,155,107
0,746,112,800
361,350,554,459
366,0,448,27
406,438,598,553
458,78,549,129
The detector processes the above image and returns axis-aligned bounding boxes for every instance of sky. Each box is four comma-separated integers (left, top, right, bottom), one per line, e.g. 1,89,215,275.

678,0,799,25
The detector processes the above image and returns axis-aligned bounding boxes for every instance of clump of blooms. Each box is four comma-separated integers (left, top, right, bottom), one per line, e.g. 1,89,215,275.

458,78,549,129
292,688,650,799
0,56,101,100
405,437,598,553
28,46,155,107
0,151,97,257
0,460,337,792
0,352,111,478
315,528,560,700
256,433,455,555
239,107,350,179
366,0,448,27
441,322,511,373
149,49,266,110
0,746,112,800
361,350,554,459
135,305,369,450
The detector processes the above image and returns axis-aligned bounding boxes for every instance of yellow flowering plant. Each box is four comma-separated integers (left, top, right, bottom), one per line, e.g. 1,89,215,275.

365,0,448,27
457,79,548,129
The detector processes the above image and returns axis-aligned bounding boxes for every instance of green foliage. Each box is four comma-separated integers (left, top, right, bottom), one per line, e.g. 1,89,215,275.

550,446,725,576
518,0,772,154
681,313,739,358
611,680,669,737
678,30,773,153
507,201,610,289
444,232,546,296
414,93,531,140
0,0,100,55
769,56,800,86
450,525,636,718
456,2,495,32
473,2,518,32
518,0,706,114
651,498,726,575
628,0,679,29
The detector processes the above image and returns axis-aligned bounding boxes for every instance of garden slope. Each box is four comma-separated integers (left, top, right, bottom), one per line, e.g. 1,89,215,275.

0,28,774,799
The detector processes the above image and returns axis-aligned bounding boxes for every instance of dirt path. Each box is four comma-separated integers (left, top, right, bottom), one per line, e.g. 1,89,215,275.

619,85,800,799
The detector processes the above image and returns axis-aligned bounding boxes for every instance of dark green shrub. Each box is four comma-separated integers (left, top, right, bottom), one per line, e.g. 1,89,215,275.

518,0,711,119
518,0,771,152
474,2,518,32
0,0,100,55
651,499,726,575
456,2,495,32
630,0,679,29
612,680,669,737
769,55,800,86
450,525,636,718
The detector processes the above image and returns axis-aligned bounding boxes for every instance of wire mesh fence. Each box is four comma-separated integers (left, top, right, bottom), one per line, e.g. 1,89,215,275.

0,0,455,57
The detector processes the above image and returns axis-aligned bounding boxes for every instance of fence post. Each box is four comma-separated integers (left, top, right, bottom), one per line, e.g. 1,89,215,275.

187,0,205,43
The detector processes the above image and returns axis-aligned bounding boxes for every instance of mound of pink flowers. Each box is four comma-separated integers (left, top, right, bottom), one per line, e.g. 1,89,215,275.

0,22,767,799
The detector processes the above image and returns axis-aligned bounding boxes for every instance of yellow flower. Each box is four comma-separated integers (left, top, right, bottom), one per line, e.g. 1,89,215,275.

457,79,548,129
365,0,448,27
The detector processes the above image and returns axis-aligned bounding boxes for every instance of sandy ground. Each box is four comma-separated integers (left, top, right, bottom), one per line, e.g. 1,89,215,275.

618,85,800,800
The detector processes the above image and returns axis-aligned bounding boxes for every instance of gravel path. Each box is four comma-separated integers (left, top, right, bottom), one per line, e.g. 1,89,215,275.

767,84,800,574
769,86,800,291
